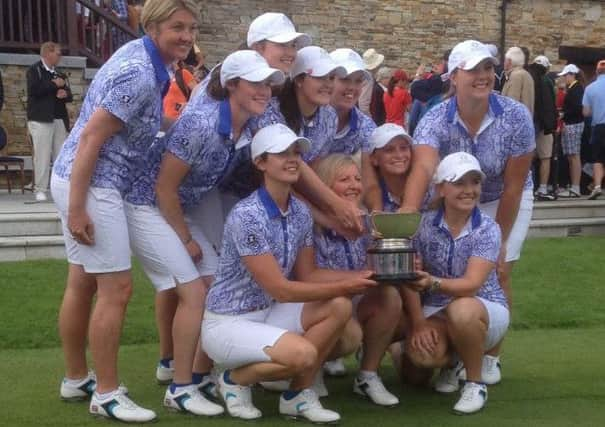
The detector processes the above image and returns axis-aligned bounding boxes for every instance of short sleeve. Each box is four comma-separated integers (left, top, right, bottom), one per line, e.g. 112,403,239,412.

358,112,377,153
412,102,448,149
165,111,208,166
509,104,536,156
100,64,156,124
227,207,271,257
470,220,501,263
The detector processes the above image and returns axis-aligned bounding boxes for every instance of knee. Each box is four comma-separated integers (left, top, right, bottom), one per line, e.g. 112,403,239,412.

287,341,318,373
336,319,362,356
100,276,133,307
446,298,487,331
327,297,353,326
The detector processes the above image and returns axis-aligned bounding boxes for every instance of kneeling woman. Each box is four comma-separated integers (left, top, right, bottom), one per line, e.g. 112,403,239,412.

404,152,509,415
202,124,376,423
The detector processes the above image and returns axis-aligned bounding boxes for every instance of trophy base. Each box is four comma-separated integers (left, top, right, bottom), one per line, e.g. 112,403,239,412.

371,272,419,283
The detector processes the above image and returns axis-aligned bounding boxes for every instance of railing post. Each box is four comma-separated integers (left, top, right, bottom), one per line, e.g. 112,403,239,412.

65,0,79,55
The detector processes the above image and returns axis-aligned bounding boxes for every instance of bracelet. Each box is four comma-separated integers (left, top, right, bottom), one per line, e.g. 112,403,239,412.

429,277,442,293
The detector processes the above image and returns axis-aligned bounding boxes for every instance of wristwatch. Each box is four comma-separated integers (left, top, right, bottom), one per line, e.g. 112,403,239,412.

429,277,442,293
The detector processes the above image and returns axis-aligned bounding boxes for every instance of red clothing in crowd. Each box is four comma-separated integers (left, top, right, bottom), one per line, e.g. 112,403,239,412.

383,86,412,127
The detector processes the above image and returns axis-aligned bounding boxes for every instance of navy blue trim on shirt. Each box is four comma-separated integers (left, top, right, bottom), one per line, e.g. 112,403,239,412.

432,206,482,231
142,36,170,98
217,99,232,138
258,186,292,219
446,93,504,124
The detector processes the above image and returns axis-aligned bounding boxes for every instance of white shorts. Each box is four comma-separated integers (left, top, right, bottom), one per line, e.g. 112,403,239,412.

186,188,226,254
125,202,218,292
423,297,510,351
202,302,305,370
51,174,131,273
479,189,533,262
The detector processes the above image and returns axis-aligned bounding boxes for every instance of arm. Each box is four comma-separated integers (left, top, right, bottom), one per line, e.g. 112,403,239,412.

361,152,383,212
68,108,124,244
400,145,439,211
242,247,376,303
155,152,202,262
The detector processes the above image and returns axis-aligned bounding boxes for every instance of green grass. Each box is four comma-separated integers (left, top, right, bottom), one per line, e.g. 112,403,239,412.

1,236,604,425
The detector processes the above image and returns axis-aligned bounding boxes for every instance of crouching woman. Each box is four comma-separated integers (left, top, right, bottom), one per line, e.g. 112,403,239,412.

201,123,377,423
403,152,510,415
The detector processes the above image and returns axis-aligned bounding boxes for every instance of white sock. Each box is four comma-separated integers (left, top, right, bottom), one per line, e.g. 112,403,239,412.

95,389,119,400
538,185,547,193
571,185,580,194
64,375,89,386
358,370,378,380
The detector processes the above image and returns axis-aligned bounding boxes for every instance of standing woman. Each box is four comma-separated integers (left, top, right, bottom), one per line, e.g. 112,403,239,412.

401,40,535,384
50,0,199,422
558,64,585,198
125,50,285,413
202,124,376,423
383,69,412,128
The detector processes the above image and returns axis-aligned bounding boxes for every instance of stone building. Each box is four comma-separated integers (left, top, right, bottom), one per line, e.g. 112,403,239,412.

1,0,605,161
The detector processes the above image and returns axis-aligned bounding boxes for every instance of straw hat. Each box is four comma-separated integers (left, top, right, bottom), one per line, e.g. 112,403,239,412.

362,48,385,71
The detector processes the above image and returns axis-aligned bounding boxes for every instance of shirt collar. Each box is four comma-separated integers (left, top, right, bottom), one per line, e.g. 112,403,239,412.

380,179,400,209
446,93,504,124
432,206,482,234
40,59,54,72
142,35,171,98
349,107,359,132
258,186,291,219
597,74,605,81
217,98,232,138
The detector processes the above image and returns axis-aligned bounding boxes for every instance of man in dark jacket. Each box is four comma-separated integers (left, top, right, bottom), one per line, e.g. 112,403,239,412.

26,41,73,201
528,55,557,200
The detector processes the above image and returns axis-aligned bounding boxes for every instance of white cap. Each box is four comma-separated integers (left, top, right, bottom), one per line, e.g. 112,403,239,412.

290,46,347,79
369,123,413,152
533,55,551,69
434,152,486,184
362,48,385,71
558,64,580,76
251,123,311,160
443,40,499,80
329,48,371,80
247,13,311,49
220,50,285,87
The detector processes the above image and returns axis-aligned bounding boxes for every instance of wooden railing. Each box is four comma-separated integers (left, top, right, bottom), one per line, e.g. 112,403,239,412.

0,0,139,67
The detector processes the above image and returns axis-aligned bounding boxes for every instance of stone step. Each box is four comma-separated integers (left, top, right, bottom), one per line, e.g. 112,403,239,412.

528,217,605,238
0,212,62,237
532,200,605,220
0,235,66,261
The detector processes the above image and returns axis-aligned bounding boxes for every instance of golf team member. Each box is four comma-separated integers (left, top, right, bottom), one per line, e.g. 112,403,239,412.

202,124,377,423
405,152,510,415
402,40,534,383
124,50,284,416
50,0,200,422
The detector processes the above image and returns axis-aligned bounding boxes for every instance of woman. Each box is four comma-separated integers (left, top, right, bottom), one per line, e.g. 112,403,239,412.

201,123,376,422
558,64,585,198
404,152,509,415
401,40,535,384
162,60,197,120
383,69,412,128
313,153,402,407
50,0,199,422
252,46,365,235
124,50,284,415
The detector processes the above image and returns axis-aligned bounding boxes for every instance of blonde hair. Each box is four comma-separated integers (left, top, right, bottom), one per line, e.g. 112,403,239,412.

141,0,200,33
40,42,60,56
313,154,360,189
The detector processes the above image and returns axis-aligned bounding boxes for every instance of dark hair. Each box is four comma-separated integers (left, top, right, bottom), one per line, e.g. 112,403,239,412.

277,77,304,134
206,65,241,100
442,49,451,74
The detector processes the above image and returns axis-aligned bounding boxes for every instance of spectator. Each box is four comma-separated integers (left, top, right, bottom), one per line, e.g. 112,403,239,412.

163,61,197,120
502,46,535,115
110,0,130,49
528,55,557,200
359,48,385,116
583,59,605,199
558,64,585,198
383,69,412,127
26,41,73,202
369,66,390,126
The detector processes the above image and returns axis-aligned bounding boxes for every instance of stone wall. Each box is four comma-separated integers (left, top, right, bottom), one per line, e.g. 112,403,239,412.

0,55,87,156
198,0,605,70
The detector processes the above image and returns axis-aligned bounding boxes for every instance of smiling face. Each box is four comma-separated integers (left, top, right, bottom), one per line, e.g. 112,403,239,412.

228,79,272,116
439,171,482,214
330,163,363,205
331,70,366,112
451,59,495,103
371,136,412,178
149,9,198,63
255,40,298,74
254,144,303,185
297,72,337,107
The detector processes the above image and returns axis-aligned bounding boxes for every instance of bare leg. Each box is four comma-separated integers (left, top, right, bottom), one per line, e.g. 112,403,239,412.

328,318,362,359
593,162,604,188
568,154,581,188
59,263,97,379
489,260,514,356
192,276,214,376
445,298,488,382
539,157,551,188
155,289,177,361
89,270,133,393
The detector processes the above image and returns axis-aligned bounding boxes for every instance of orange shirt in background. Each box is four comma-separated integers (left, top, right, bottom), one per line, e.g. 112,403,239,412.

383,86,412,127
163,68,195,120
